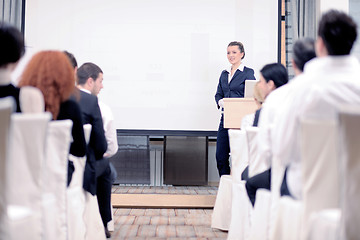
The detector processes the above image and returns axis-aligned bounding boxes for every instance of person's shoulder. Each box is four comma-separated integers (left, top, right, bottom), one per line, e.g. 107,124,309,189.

60,98,82,113
243,66,254,73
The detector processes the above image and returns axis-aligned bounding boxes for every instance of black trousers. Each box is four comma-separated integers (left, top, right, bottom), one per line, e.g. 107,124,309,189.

245,168,271,207
96,158,112,226
216,116,231,176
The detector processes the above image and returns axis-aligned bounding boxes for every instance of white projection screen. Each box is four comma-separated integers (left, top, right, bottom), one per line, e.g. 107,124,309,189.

24,0,279,131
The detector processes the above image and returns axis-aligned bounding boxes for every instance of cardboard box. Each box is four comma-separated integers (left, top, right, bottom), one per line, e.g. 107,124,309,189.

223,98,258,129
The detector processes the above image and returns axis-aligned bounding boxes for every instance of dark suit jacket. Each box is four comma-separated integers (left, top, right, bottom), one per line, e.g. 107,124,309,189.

73,90,107,195
0,84,21,112
215,67,256,108
253,108,262,127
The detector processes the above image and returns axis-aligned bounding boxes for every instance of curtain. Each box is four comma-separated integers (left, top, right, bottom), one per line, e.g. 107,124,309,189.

285,0,316,78
0,0,23,30
291,0,317,40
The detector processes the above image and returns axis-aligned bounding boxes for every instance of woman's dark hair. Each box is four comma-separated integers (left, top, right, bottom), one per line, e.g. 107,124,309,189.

0,22,25,68
63,51,78,69
228,41,245,59
260,63,288,88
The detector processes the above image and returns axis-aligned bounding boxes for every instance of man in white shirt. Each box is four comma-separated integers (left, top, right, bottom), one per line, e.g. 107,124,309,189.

272,10,360,200
245,38,316,205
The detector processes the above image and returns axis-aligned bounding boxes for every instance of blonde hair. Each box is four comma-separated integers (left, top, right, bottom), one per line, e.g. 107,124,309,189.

253,82,264,105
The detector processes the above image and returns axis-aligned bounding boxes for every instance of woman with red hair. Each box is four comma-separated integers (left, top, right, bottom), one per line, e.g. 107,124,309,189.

18,50,86,185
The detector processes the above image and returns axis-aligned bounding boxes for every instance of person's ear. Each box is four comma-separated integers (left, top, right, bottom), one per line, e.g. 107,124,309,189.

316,37,328,57
86,77,94,87
268,80,276,90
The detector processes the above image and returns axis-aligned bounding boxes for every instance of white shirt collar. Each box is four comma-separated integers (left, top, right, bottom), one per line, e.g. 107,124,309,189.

226,62,245,73
78,87,91,95
0,68,12,85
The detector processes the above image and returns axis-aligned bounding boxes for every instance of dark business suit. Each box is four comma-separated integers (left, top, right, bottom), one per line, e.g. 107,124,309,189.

0,84,21,112
214,67,256,176
73,89,112,226
253,108,262,127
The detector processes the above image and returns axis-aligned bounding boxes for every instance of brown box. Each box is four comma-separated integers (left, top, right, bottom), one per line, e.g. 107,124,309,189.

223,98,258,129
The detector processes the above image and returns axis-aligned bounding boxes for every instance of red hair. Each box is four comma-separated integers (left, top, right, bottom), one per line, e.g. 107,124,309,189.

18,51,75,119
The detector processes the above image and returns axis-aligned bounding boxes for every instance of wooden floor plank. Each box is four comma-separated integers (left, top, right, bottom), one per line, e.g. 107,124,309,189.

112,194,216,209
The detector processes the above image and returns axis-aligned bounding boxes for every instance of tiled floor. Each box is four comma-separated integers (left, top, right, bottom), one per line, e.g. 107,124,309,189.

110,185,227,240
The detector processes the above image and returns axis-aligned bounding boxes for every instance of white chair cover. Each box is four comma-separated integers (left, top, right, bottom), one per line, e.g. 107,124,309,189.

338,106,360,240
84,192,107,240
271,119,339,240
211,175,232,231
227,181,251,240
79,124,106,240
19,86,44,113
271,196,303,240
67,124,91,240
245,127,261,178
229,129,249,181
0,97,15,238
306,209,340,240
301,119,339,238
42,120,73,240
7,112,52,239
248,189,271,240
211,129,248,231
227,128,258,240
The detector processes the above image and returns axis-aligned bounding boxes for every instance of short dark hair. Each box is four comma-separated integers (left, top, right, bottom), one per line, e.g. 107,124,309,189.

293,38,316,72
260,63,288,88
63,51,77,69
228,41,245,59
0,22,25,68
77,62,103,85
318,10,357,55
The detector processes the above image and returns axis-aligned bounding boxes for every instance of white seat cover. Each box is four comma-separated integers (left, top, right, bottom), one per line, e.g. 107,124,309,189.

0,97,15,238
43,120,73,240
7,112,51,239
67,124,91,240
338,106,360,240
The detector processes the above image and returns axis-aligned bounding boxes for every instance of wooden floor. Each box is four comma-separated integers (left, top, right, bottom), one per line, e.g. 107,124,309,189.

110,185,227,239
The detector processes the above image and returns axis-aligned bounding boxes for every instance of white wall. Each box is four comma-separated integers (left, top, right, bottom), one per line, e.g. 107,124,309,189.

318,0,349,13
24,0,278,131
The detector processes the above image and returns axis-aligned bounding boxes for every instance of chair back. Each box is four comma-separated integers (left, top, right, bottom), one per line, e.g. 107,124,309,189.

19,86,44,113
338,106,360,240
43,120,73,240
0,97,15,236
7,112,51,205
301,119,339,227
245,127,260,178
228,129,248,182
67,124,92,240
7,112,51,238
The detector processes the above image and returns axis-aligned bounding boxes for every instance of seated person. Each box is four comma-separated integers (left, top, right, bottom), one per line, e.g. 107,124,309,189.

244,63,288,205
0,22,25,111
18,51,87,186
245,37,316,205
240,82,264,129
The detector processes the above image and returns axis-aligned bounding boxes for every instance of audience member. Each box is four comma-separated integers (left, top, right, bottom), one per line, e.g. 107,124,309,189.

0,22,25,112
76,62,112,238
245,38,316,204
244,63,288,205
272,10,360,200
18,51,87,185
240,82,263,129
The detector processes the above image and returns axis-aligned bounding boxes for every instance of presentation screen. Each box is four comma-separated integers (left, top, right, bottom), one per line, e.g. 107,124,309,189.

24,0,278,131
